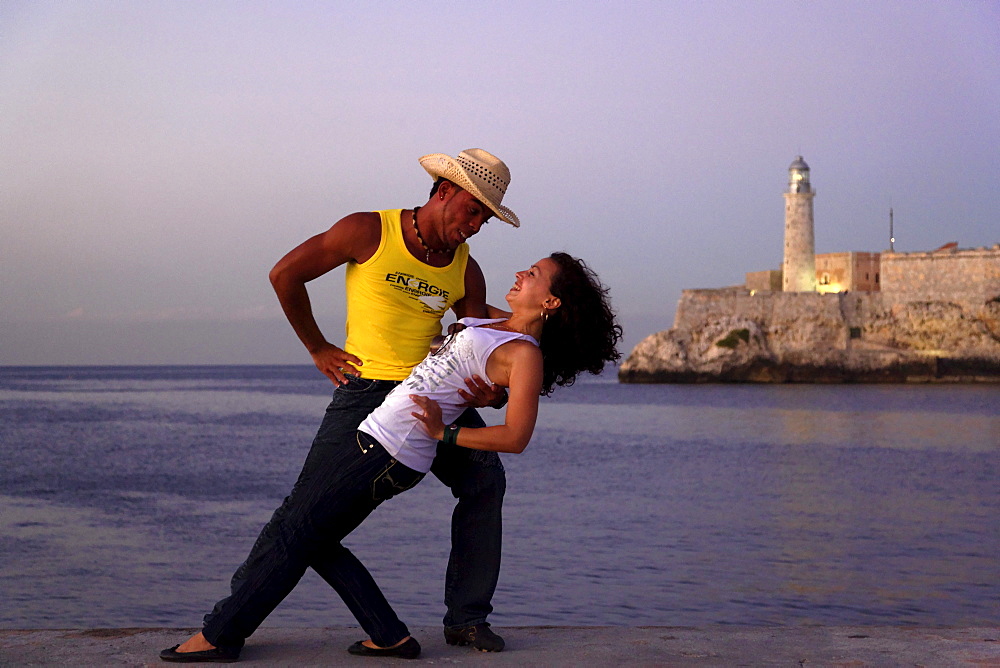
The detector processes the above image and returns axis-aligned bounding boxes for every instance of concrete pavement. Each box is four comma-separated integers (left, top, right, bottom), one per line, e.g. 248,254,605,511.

2,626,999,666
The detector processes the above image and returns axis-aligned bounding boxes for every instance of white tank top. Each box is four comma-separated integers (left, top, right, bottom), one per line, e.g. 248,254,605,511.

359,318,538,472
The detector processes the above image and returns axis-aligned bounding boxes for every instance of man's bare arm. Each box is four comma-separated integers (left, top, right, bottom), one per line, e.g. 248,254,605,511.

451,255,509,408
451,255,489,319
269,212,379,386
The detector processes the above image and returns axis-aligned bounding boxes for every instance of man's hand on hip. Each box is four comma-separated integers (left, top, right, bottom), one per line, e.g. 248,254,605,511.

311,343,363,386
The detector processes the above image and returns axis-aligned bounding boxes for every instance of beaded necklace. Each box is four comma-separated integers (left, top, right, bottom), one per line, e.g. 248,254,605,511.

411,207,450,262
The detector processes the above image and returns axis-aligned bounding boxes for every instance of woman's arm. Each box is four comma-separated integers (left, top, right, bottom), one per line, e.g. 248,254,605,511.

410,343,543,454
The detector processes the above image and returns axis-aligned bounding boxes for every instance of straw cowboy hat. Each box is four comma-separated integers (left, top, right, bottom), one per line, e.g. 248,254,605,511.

419,149,520,227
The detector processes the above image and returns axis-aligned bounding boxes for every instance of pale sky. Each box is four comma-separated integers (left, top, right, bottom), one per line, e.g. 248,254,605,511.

2,0,998,365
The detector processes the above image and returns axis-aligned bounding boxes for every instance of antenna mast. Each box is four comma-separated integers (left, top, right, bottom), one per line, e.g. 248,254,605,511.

889,207,895,252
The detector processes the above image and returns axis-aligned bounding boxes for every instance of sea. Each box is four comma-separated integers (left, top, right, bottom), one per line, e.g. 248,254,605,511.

1,365,997,630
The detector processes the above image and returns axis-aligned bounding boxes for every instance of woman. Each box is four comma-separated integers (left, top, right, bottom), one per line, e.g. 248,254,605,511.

160,252,622,662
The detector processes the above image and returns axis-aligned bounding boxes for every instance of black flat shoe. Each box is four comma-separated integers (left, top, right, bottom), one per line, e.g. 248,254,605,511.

159,644,241,663
347,637,421,659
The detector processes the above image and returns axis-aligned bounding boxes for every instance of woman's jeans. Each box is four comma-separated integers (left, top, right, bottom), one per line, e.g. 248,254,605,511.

201,375,506,647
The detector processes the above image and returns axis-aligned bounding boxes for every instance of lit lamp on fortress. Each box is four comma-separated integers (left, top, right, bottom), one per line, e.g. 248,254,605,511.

782,156,817,292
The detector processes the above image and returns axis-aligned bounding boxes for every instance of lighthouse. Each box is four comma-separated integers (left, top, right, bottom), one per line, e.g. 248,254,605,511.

782,156,816,292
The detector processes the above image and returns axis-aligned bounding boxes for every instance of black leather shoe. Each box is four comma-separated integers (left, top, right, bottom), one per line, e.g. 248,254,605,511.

159,644,240,663
444,623,504,652
347,637,421,659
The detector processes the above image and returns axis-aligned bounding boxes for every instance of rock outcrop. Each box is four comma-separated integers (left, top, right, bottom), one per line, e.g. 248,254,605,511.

619,289,1000,383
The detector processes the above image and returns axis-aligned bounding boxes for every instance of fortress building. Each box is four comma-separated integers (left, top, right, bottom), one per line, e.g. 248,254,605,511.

747,156,999,300
815,251,881,293
782,156,816,292
620,155,1000,383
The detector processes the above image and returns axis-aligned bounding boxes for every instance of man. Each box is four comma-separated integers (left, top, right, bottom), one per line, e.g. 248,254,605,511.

163,149,515,662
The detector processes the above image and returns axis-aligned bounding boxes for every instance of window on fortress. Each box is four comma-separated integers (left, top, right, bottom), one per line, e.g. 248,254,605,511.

876,273,880,283
819,273,830,285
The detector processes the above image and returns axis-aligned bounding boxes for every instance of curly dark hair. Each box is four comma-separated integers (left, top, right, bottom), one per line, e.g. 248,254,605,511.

538,252,623,395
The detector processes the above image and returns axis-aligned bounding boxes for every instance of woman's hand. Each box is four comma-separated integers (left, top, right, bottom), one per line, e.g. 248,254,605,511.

410,394,445,441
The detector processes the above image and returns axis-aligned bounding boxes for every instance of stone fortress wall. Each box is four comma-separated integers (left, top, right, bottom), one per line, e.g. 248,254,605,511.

724,244,1000,324
675,242,1000,355
881,245,1000,305
622,247,1000,382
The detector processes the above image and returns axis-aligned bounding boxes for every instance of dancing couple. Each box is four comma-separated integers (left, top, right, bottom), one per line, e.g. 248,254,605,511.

161,149,621,662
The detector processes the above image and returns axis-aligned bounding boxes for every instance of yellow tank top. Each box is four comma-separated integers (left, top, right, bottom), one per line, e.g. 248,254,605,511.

344,209,470,380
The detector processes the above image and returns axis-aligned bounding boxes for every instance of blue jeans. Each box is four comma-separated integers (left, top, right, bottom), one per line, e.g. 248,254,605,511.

202,375,505,646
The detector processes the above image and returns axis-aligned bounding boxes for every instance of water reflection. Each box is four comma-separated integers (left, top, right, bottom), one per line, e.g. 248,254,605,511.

535,400,998,452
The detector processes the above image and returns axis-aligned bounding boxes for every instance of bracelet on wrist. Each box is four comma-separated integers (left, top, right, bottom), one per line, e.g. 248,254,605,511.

443,423,461,446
